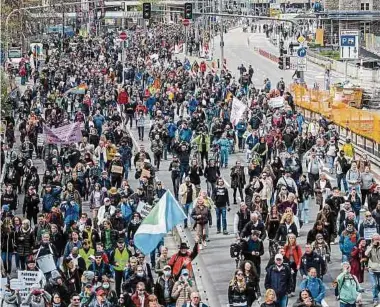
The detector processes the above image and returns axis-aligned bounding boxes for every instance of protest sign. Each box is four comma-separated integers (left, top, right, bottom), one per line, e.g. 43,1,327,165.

269,96,285,109
10,279,25,290
137,201,154,219
43,122,82,145
231,97,247,125
17,270,42,304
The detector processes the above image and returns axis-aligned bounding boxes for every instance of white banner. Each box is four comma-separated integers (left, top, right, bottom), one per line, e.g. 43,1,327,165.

231,97,247,125
43,122,82,145
18,271,43,305
269,96,285,109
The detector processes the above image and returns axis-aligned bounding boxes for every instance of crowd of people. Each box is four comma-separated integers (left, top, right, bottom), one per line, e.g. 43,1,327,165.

1,20,380,307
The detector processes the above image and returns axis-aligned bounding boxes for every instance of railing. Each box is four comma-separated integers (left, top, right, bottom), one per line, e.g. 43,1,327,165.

291,84,380,167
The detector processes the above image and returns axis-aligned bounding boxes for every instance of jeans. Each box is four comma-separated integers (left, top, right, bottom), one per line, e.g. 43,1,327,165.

298,199,309,223
278,295,288,307
180,164,189,183
183,202,193,227
220,149,229,166
308,173,319,195
1,252,12,273
123,161,130,179
326,155,335,170
369,271,380,300
150,239,164,267
137,126,144,140
206,181,216,197
340,303,356,307
337,173,348,192
215,207,227,232
172,176,180,199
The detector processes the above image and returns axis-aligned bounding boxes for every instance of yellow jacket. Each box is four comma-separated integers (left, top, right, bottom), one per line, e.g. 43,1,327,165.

342,143,355,158
106,145,117,161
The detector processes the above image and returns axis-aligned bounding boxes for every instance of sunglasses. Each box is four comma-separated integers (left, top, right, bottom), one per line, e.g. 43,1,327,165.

366,215,371,217
236,273,243,276
95,257,102,259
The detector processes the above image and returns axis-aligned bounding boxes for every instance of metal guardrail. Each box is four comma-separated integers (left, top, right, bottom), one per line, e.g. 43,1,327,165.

300,109,380,170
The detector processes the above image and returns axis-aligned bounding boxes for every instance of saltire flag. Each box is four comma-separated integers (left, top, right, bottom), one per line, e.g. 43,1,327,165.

134,190,186,255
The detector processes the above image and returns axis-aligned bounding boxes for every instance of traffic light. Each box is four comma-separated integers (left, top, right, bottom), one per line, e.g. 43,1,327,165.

278,56,284,70
285,56,290,69
184,3,193,19
143,2,151,19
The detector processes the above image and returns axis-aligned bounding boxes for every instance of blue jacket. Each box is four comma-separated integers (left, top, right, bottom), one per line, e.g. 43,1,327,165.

156,188,167,199
299,277,326,303
188,98,198,113
296,114,305,127
61,202,80,226
93,114,105,128
217,138,231,151
179,128,192,143
146,97,156,111
235,122,247,138
339,231,359,255
118,145,132,163
119,202,134,223
167,123,178,138
245,134,259,150
42,187,62,212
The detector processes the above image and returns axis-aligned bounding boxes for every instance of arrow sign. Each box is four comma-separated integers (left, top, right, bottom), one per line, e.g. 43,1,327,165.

297,47,307,58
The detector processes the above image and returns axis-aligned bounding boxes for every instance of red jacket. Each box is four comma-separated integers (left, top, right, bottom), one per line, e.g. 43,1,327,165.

200,62,206,72
131,292,149,307
118,91,129,105
135,105,148,114
284,244,302,268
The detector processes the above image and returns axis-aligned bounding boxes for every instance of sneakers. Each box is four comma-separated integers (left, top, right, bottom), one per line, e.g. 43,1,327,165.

223,230,229,235
217,230,221,234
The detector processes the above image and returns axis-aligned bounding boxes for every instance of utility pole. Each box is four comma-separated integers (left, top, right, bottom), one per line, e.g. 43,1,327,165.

62,0,65,52
219,0,224,70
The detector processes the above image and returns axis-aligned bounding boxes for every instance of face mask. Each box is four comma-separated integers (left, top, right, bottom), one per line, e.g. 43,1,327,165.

164,270,171,277
136,272,144,277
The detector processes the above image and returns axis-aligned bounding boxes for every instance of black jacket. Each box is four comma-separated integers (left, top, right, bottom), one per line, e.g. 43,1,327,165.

264,264,292,298
241,221,267,241
154,276,176,305
23,193,40,215
299,252,326,278
275,223,298,244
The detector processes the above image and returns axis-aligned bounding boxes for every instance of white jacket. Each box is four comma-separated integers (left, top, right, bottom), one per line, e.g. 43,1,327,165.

94,145,108,163
97,205,116,226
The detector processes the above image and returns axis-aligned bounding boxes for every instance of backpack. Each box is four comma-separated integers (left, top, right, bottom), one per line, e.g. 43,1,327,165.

230,242,242,258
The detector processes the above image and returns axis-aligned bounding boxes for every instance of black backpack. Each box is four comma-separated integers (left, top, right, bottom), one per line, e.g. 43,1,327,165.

230,242,242,258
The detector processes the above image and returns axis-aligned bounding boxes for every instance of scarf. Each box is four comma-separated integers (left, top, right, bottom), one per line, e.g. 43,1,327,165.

235,280,246,292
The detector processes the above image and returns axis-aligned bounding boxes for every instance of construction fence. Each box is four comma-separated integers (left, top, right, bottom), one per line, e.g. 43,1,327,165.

290,84,380,144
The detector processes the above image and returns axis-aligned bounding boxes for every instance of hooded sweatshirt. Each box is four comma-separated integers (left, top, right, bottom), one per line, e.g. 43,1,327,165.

299,276,326,303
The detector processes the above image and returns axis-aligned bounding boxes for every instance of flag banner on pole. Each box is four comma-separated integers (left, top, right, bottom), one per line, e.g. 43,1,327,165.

134,190,186,255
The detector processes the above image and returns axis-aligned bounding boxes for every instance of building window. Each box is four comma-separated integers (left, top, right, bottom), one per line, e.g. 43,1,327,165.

360,0,372,10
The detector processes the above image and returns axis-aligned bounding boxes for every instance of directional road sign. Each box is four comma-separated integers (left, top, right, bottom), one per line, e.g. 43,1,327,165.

297,47,307,58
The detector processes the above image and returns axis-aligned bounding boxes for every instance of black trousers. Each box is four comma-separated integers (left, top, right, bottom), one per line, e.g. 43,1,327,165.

114,270,124,297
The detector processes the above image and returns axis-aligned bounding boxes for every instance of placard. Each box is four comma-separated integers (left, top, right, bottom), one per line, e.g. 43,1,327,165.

17,271,43,304
37,133,45,147
36,254,56,273
111,165,123,174
364,227,377,240
136,201,153,219
269,97,285,109
10,279,25,290
140,169,151,179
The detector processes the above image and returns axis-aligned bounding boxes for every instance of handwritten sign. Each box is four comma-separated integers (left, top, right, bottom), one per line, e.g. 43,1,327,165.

18,271,42,304
43,122,82,144
10,279,25,290
111,165,123,174
137,201,154,219
231,97,247,126
269,97,285,109
364,227,377,240
37,133,45,147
